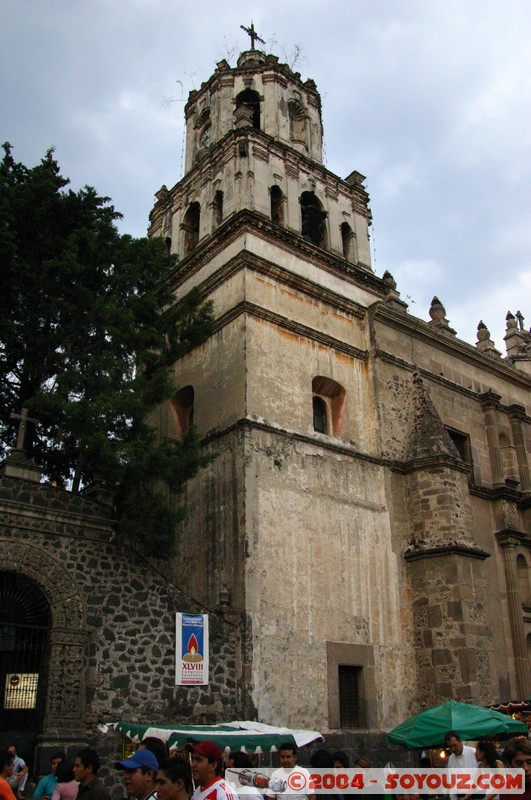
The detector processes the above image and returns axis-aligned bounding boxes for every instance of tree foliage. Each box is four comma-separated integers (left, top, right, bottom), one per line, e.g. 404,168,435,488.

0,143,215,554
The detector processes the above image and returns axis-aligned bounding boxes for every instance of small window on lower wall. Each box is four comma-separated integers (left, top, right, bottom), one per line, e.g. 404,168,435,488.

447,427,474,483
339,665,362,728
327,642,376,730
312,376,346,436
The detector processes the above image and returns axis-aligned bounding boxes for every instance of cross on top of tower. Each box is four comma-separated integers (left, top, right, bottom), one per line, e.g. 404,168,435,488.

240,22,265,51
9,407,38,452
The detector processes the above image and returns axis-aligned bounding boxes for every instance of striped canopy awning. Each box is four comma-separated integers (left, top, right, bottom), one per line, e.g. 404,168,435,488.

101,720,323,753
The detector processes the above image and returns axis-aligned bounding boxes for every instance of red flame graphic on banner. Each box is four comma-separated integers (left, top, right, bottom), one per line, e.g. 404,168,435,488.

187,633,199,655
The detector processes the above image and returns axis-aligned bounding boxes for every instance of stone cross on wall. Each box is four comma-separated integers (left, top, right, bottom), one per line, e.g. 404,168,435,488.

240,22,265,51
9,408,38,451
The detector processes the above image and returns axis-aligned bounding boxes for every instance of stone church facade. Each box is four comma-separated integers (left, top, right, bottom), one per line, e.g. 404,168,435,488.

1,47,530,774
148,50,531,733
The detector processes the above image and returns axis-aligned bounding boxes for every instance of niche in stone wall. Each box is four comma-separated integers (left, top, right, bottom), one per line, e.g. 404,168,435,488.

500,431,519,484
270,185,285,226
517,554,530,606
182,203,201,255
195,108,211,161
340,221,356,262
288,98,308,147
172,386,195,435
213,190,223,229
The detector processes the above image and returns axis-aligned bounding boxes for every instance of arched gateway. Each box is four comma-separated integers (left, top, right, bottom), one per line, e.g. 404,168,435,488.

0,541,87,770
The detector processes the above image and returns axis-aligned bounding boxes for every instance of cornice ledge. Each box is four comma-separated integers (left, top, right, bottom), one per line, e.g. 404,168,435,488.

372,348,531,404
202,416,383,465
373,304,531,387
168,209,385,296
234,301,369,361
495,528,531,548
197,249,367,320
391,453,470,475
468,484,529,506
404,538,490,562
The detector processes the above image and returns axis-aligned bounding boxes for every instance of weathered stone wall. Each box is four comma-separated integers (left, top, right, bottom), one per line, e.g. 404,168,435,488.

0,476,242,771
243,426,411,732
407,553,496,707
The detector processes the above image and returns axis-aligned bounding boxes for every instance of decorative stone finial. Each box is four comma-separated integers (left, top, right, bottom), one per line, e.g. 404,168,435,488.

475,321,501,358
428,296,456,336
504,310,531,372
382,270,397,290
382,270,408,313
506,310,518,329
219,586,230,607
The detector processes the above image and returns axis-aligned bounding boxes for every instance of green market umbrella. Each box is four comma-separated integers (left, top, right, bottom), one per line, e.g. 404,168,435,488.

102,720,323,753
387,700,527,749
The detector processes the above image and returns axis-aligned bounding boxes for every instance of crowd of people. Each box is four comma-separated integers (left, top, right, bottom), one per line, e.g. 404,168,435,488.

1,733,530,800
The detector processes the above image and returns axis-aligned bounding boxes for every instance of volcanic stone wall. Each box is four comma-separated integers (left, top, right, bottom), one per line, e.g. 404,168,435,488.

0,474,242,773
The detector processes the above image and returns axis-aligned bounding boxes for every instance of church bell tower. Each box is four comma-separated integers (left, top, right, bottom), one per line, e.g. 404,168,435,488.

150,49,373,267
149,48,410,729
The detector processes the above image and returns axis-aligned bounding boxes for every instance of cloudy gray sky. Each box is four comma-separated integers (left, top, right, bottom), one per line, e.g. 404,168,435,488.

2,0,530,351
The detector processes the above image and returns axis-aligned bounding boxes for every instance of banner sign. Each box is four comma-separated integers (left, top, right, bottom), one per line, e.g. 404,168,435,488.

175,613,209,685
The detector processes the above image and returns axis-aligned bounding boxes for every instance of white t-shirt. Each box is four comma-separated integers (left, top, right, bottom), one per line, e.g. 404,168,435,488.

265,767,313,800
448,745,478,800
192,778,239,800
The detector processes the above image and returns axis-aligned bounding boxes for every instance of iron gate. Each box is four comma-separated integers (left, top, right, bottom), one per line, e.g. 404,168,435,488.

0,571,51,763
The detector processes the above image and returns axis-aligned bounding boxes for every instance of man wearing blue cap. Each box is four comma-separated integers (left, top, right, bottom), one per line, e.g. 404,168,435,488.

115,749,158,800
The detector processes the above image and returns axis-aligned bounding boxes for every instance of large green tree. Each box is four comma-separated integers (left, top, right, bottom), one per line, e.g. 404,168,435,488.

0,143,214,554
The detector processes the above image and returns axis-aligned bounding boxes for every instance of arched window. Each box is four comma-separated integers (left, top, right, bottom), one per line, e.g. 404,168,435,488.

182,203,200,254
312,376,346,436
270,185,284,226
517,554,530,604
313,396,328,434
164,237,172,255
341,222,353,261
288,99,307,146
300,191,327,248
235,89,261,129
213,190,223,229
173,386,195,435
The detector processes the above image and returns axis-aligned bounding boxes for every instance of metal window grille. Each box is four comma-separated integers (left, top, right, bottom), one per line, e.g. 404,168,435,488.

338,665,362,728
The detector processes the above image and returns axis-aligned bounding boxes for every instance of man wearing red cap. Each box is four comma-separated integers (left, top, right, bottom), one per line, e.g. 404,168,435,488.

189,743,237,800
